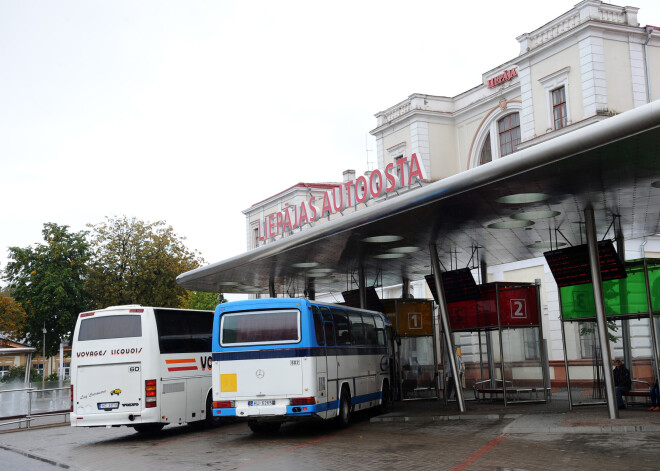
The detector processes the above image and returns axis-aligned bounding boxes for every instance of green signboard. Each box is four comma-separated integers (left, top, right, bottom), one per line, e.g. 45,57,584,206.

560,259,660,320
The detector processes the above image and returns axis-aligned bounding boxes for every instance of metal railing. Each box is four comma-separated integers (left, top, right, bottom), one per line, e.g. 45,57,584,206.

0,383,71,429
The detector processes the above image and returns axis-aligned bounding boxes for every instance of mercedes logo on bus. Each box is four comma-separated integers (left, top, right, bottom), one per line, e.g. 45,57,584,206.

255,369,265,379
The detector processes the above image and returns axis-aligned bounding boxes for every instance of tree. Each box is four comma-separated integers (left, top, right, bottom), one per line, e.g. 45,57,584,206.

0,288,27,341
0,365,42,383
181,291,227,310
3,223,92,356
86,216,203,308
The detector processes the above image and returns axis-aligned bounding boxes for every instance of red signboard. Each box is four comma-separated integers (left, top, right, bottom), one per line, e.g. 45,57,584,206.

447,283,539,330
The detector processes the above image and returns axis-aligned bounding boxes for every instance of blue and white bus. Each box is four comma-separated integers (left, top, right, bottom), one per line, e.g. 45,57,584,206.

211,298,393,433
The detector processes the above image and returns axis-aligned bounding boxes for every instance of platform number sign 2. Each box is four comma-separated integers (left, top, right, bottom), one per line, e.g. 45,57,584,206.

510,299,527,319
408,312,423,330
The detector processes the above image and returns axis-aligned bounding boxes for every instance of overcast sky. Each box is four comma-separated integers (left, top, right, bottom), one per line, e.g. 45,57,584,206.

2,0,659,282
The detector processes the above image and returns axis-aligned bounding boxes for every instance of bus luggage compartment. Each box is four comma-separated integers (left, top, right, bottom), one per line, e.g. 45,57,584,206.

74,362,142,418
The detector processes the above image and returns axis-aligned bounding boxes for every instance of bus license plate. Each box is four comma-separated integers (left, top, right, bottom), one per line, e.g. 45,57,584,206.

98,402,119,411
249,400,275,406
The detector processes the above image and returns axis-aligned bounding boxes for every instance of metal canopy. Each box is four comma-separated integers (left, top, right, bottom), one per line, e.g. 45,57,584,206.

177,101,660,296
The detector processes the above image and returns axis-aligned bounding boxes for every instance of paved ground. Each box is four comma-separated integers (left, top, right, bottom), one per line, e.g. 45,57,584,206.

1,395,659,471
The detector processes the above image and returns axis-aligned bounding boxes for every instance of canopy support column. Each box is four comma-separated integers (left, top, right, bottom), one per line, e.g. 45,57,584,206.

306,279,315,300
430,243,466,412
359,264,366,309
402,277,410,298
617,232,632,372
480,260,496,386
585,207,618,419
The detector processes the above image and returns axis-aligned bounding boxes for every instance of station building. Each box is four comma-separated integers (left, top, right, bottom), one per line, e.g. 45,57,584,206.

242,0,660,397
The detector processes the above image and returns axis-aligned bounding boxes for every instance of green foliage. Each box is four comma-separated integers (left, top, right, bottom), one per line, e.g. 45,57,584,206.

4,223,92,356
580,321,619,343
0,288,27,340
86,216,204,309
181,291,226,310
45,372,59,382
0,365,42,383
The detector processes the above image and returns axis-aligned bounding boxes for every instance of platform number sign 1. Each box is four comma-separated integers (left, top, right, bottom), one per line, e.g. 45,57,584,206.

510,299,527,319
408,312,423,330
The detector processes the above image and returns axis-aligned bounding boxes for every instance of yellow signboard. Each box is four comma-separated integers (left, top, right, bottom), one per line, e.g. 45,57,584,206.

381,299,434,336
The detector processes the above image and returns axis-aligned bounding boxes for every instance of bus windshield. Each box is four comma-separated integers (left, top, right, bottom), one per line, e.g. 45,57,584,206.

77,315,142,341
220,309,300,345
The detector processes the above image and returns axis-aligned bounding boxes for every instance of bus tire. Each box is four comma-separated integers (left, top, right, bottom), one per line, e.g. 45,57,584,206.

193,393,221,429
379,380,391,414
133,423,165,434
247,420,281,434
336,387,351,428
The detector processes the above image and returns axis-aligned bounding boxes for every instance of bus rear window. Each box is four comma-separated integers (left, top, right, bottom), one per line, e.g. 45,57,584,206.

78,315,142,341
221,310,300,345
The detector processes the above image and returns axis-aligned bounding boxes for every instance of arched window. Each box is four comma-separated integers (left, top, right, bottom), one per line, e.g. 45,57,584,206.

471,102,522,169
479,132,492,165
498,113,520,157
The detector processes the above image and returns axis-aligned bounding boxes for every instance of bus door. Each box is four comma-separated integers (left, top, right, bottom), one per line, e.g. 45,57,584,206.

319,307,337,418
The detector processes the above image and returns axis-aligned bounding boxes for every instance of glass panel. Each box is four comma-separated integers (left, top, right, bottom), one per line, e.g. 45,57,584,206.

400,336,436,399
361,314,377,345
479,132,492,165
331,309,351,345
311,306,325,346
155,309,213,353
348,312,366,345
221,310,300,345
649,262,660,313
78,315,142,341
324,322,335,346
560,261,657,319
499,327,545,403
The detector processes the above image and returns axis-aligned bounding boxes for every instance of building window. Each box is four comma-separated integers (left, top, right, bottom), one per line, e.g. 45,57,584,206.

35,363,44,377
63,362,70,379
498,113,520,157
470,102,522,169
539,67,570,133
552,87,567,129
0,365,9,378
479,132,492,165
252,227,260,249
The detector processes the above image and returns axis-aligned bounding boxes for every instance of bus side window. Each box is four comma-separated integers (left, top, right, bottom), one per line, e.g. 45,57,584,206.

348,312,366,346
363,314,378,346
331,309,351,345
155,309,213,353
311,306,325,346
319,307,335,346
374,316,386,346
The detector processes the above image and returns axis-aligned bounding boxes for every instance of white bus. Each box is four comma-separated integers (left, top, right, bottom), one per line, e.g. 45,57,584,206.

211,298,394,433
70,305,216,433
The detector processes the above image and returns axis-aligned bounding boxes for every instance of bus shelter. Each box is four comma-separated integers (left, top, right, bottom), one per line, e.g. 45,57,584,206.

558,257,660,409
381,299,438,400
436,278,549,406
177,101,660,418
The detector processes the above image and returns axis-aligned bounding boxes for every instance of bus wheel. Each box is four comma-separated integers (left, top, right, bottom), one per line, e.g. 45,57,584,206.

379,380,391,414
193,393,221,429
248,420,281,434
336,388,351,428
133,423,165,434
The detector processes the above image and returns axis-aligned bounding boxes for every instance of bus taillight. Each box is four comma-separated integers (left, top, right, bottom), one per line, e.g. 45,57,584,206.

145,379,157,408
212,401,234,408
291,397,315,405
70,385,74,412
